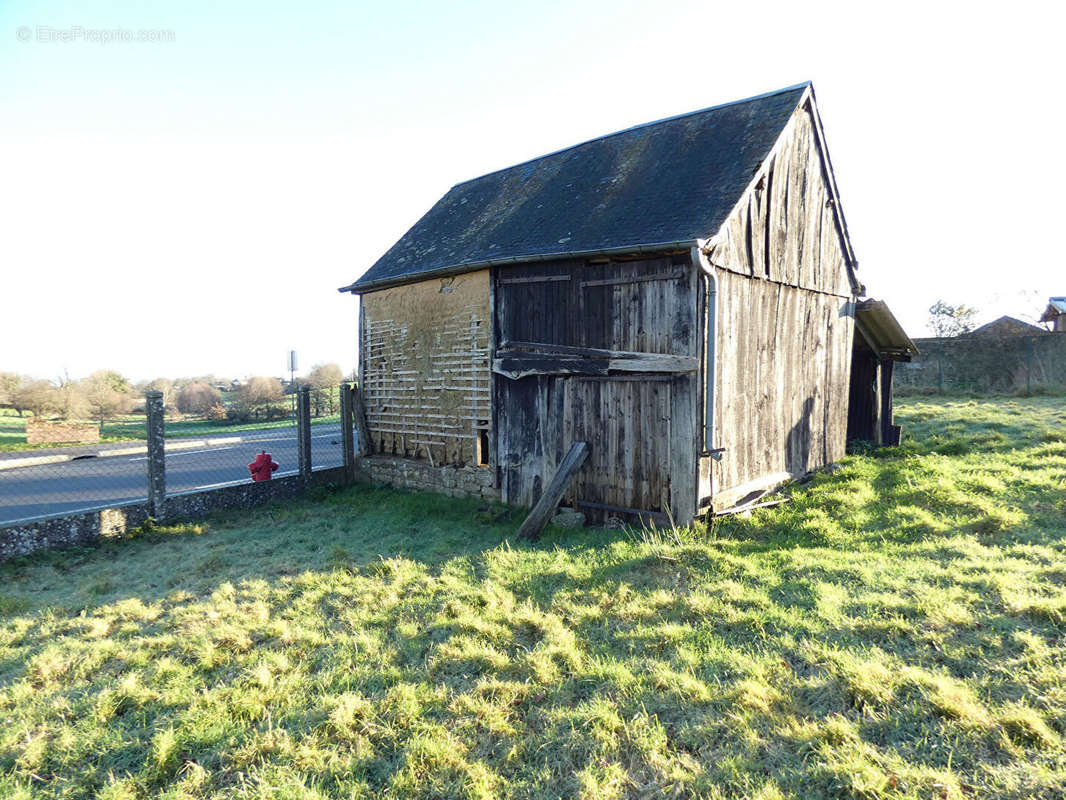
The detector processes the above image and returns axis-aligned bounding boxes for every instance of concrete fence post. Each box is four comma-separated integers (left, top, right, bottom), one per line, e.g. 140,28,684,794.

145,390,166,518
340,382,356,482
297,385,312,483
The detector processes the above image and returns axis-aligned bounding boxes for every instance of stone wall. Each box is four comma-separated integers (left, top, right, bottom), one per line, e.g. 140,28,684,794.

895,333,1066,394
0,502,152,561
26,418,100,445
359,455,498,501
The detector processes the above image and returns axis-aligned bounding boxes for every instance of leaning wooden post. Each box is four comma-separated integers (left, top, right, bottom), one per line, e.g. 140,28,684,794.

351,382,371,457
145,390,166,519
296,385,312,484
340,382,356,482
516,441,589,541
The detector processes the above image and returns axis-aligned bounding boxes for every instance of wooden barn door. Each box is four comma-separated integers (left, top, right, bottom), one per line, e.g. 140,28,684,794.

562,376,673,518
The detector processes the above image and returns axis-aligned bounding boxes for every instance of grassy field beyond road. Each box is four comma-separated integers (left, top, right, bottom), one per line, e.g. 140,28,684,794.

0,411,341,452
1,397,1064,798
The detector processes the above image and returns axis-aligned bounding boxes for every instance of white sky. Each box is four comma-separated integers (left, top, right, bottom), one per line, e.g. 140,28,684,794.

1,0,1062,382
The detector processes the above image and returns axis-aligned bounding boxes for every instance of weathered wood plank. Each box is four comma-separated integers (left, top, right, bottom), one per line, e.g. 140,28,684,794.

499,275,572,285
494,357,610,379
580,270,685,288
516,441,589,540
668,256,700,523
493,354,698,379
710,269,854,502
713,497,789,517
500,341,692,361
702,101,854,299
351,385,372,458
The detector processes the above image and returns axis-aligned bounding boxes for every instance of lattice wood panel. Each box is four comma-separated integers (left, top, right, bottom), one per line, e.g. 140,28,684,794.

360,270,491,467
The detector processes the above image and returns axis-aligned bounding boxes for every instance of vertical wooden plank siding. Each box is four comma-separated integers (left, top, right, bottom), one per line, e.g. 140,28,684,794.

561,377,673,514
360,270,491,466
669,261,700,523
696,95,859,507
704,101,853,297
846,344,880,445
493,253,697,519
711,269,854,498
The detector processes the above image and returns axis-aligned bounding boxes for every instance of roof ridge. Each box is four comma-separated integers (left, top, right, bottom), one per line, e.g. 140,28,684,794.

450,82,811,189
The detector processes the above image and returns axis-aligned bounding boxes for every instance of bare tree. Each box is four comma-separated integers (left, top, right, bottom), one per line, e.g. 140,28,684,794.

236,377,284,420
176,382,223,415
83,371,132,426
0,373,22,415
928,300,979,338
305,362,344,416
146,377,175,409
51,372,89,420
17,380,60,418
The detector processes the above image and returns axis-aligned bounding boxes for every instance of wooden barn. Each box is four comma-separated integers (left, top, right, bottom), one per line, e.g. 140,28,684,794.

340,82,911,524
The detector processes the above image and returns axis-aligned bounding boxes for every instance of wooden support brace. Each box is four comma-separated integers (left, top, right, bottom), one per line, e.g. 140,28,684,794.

351,384,372,457
516,441,589,541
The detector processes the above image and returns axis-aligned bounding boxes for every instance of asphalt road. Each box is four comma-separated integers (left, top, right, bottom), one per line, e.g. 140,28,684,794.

0,424,347,524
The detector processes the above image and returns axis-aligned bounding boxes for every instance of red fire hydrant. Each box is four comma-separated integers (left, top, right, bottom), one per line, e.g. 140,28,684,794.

248,450,279,482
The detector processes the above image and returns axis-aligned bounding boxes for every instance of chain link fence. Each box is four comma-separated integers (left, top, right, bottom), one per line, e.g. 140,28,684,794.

0,384,358,526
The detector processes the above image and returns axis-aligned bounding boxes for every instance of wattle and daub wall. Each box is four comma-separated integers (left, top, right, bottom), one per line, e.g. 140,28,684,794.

359,270,492,469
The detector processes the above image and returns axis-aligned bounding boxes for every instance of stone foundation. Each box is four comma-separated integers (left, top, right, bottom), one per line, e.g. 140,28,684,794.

358,456,499,501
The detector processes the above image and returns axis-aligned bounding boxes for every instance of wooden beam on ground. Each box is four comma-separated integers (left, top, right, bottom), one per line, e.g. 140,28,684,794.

713,497,790,517
574,500,669,526
516,441,589,541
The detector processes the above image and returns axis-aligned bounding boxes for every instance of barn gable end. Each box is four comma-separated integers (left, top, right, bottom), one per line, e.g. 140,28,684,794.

696,89,862,508
704,89,859,298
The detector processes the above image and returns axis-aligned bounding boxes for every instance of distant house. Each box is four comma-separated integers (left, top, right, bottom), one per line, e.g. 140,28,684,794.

341,83,915,522
972,316,1045,337
1040,298,1066,331
895,309,1064,394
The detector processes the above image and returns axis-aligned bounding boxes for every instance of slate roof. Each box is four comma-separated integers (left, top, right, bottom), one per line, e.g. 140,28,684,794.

342,83,810,293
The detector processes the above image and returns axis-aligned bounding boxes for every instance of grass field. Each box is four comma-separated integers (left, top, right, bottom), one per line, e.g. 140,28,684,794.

0,411,341,453
1,397,1064,798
